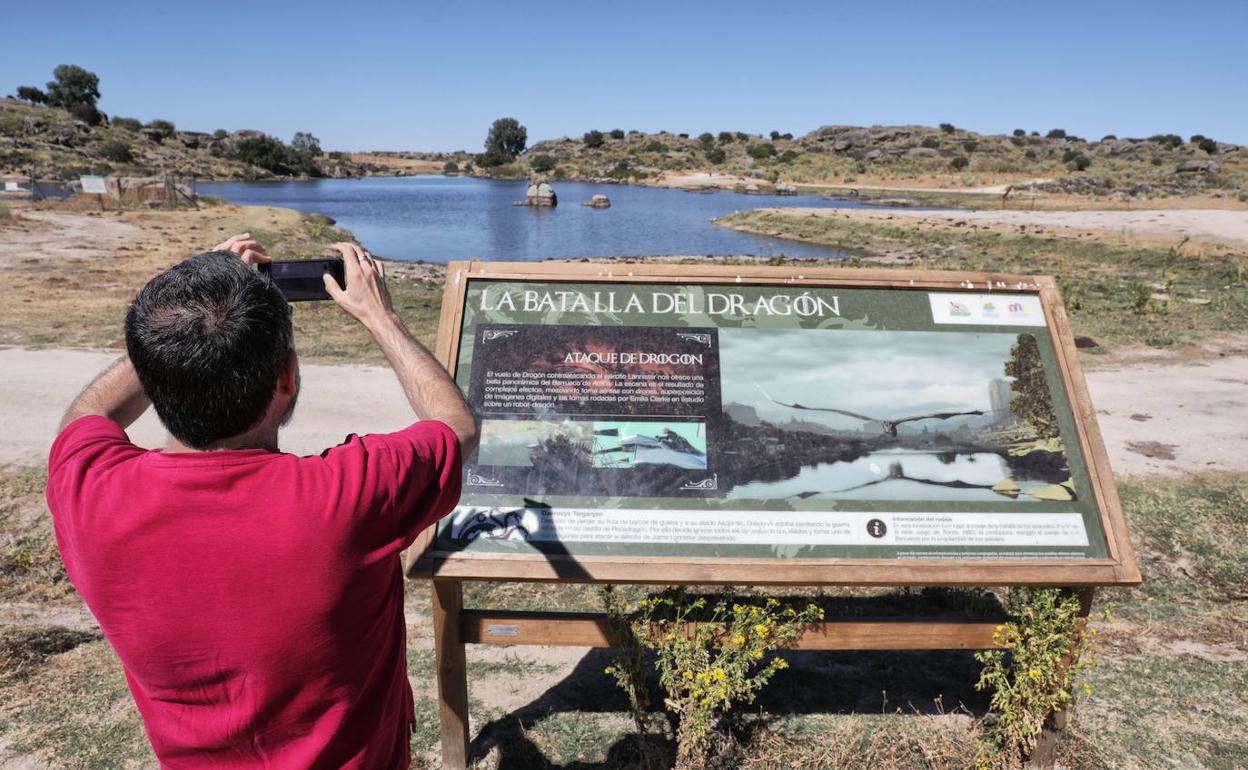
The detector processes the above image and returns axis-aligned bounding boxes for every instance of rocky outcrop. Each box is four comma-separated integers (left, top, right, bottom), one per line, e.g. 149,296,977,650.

516,180,557,207
583,193,611,208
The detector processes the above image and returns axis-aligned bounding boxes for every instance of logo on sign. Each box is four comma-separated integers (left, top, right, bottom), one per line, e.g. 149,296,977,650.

948,301,971,317
1008,302,1025,314
981,301,998,317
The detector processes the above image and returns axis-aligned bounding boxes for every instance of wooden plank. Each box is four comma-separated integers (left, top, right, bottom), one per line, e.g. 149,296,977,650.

432,581,469,770
412,551,1128,587
461,610,1008,650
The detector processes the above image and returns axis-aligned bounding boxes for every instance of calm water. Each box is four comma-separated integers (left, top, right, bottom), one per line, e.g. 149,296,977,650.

727,449,1051,502
198,176,869,263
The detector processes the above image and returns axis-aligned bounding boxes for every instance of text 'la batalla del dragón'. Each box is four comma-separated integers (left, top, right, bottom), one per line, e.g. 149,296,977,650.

479,289,841,318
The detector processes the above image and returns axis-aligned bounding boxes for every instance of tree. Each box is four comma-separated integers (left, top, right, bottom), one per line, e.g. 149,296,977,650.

1046,128,1067,139
485,117,526,160
698,132,715,147
717,131,734,144
1012,128,1026,137
609,128,625,140
962,140,978,153
950,156,970,170
1198,138,1218,155
770,130,782,141
44,65,103,125
232,135,319,176
16,86,47,104
291,131,322,157
939,122,956,134
146,119,176,140
704,147,726,164
443,160,459,174
213,129,228,139
582,130,605,148
110,116,142,131
530,155,557,172
1004,333,1059,439
746,143,776,160
98,141,133,163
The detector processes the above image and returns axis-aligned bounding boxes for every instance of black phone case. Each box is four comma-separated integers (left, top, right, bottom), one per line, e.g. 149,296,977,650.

259,259,345,302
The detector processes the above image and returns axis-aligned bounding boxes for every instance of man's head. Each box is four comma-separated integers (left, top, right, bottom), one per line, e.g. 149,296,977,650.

125,251,297,449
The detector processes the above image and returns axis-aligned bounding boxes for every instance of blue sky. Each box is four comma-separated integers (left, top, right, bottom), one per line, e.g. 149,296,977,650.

4,0,1244,151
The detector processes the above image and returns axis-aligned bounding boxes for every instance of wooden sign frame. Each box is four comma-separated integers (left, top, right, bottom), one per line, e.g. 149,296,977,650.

408,261,1139,588
406,261,1140,770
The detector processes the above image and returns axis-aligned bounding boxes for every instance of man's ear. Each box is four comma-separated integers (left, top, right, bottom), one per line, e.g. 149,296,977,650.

279,350,299,395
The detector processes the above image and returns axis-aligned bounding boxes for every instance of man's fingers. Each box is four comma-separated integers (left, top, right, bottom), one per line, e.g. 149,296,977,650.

322,272,345,300
329,242,366,282
240,249,271,265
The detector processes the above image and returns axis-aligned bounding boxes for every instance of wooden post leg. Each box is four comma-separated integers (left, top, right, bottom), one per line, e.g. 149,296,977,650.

1027,587,1095,769
432,580,470,770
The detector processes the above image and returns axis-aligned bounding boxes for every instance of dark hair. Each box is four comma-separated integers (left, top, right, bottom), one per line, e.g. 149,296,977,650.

125,251,293,448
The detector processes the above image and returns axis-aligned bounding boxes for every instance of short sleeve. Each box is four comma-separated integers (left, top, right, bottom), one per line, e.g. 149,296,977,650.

357,420,463,549
48,415,138,478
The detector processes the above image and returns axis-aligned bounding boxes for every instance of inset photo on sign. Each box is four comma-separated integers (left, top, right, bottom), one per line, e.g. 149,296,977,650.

717,328,1077,503
477,419,594,467
590,421,708,470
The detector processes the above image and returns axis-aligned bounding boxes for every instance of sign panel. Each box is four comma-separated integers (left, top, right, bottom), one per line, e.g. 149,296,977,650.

410,263,1139,586
79,175,107,194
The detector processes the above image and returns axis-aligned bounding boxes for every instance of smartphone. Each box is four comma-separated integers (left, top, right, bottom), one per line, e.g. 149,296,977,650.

259,259,345,302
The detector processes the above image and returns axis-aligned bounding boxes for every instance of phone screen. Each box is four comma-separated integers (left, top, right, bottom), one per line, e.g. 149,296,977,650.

259,259,345,302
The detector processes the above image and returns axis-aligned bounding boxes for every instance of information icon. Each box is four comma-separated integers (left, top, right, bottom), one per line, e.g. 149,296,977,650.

866,519,888,539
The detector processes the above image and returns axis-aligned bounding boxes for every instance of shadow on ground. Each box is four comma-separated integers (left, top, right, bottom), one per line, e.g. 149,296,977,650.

469,645,991,769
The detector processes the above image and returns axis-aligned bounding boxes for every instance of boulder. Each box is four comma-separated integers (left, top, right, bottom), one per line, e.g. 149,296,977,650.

1176,160,1220,174
774,183,797,195
905,147,940,158
516,180,557,207
583,194,611,208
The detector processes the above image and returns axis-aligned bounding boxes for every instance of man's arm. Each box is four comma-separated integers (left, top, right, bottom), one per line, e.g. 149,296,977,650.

322,242,479,457
59,356,151,433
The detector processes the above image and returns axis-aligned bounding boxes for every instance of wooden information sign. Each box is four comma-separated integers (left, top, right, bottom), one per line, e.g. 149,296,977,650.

407,261,1140,769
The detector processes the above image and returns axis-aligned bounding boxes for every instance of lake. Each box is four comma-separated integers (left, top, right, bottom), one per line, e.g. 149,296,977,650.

197,175,869,263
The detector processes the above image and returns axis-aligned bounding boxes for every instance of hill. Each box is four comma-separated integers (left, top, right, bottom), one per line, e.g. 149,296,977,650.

0,98,380,181
494,124,1247,200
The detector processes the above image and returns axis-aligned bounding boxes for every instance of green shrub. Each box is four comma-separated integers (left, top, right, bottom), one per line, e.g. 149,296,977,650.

231,134,319,176
1237,189,1248,203
769,130,781,141
746,143,776,160
1102,134,1117,141
145,119,176,139
1151,157,1163,165
1149,133,1183,149
704,147,726,164
950,156,970,170
697,132,714,146
642,141,667,153
213,129,228,139
97,141,133,163
921,136,940,149
717,131,734,144
939,122,956,134
442,160,459,174
529,154,557,172
15,85,47,104
582,129,604,148
1064,151,1092,171
609,128,624,140
778,149,799,163
735,131,749,141
1198,138,1218,154
1012,128,1026,137
0,202,11,220
1010,135,1026,147
1024,149,1037,160
110,116,142,132
1046,128,1067,139
962,140,978,153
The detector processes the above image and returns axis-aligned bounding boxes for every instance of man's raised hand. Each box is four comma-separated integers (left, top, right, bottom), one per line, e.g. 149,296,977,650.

322,242,394,328
213,233,269,266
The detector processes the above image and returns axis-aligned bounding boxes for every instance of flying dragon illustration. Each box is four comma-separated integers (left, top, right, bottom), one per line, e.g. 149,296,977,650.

754,384,985,437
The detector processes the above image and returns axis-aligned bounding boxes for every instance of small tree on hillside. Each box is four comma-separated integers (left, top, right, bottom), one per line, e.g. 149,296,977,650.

1004,333,1059,440
609,128,625,140
16,86,47,104
1046,128,1067,139
146,119,176,140
940,122,956,134
44,64,103,125
582,130,605,148
110,116,142,131
292,131,322,157
485,117,527,160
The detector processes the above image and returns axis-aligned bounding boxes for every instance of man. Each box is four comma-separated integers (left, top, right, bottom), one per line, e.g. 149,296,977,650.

45,234,477,769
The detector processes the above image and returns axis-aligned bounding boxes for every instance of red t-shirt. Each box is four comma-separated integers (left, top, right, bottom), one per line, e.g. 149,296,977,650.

46,415,462,769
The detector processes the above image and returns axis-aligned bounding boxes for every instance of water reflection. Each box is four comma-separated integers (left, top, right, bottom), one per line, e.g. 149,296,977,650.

727,449,1053,502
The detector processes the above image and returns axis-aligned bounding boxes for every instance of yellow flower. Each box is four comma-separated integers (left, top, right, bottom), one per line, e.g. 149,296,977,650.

1028,668,1042,680
754,623,769,637
1082,683,1093,697
732,633,746,646
682,669,693,679
713,668,727,681
604,666,614,675
775,658,789,670
751,650,764,660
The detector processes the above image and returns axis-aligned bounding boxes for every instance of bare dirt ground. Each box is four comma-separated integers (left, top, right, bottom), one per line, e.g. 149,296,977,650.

753,206,1248,249
660,171,1055,194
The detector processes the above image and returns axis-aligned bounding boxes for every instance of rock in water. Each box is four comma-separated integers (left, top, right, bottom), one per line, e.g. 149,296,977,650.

583,194,611,208
775,183,797,195
516,180,558,207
